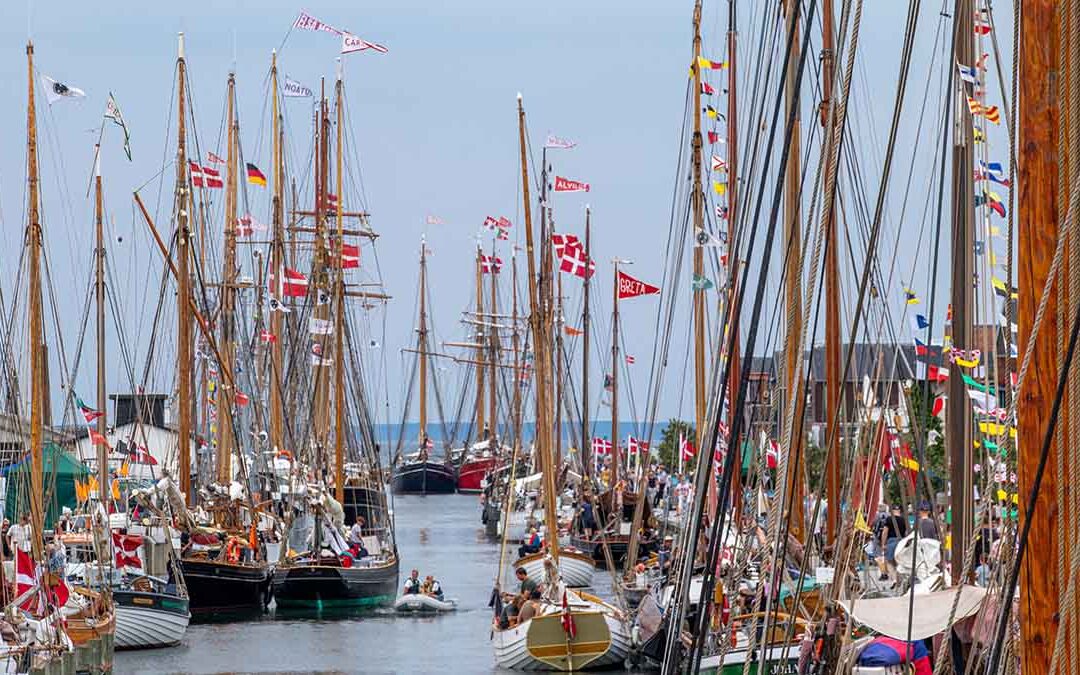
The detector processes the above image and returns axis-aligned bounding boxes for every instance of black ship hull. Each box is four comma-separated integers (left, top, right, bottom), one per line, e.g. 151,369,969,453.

391,461,457,494
272,557,399,608
181,558,272,614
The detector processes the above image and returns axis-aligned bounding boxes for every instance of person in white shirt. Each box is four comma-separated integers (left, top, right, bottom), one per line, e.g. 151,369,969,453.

349,517,365,546
8,514,32,554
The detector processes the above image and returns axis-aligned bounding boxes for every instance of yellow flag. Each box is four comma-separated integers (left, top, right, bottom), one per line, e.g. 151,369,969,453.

854,510,872,534
955,356,980,368
899,456,920,471
979,421,1007,436
713,180,727,196
996,488,1008,502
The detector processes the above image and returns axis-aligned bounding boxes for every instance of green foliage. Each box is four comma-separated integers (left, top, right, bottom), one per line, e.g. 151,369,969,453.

657,418,695,470
907,384,947,488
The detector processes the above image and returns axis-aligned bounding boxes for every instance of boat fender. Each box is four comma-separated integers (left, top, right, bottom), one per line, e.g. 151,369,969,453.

340,553,354,568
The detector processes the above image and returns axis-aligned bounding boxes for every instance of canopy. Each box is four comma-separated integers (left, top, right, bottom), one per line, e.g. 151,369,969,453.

4,443,92,526
839,585,987,641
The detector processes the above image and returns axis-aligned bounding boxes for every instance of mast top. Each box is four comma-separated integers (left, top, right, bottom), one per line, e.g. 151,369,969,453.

26,40,33,55
336,57,343,82
94,143,101,178
516,92,523,102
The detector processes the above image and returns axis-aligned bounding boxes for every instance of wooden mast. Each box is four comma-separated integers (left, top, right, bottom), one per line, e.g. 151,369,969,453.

25,40,45,558
511,254,522,455
947,0,975,584
581,208,592,473
610,261,621,485
691,0,708,459
176,33,194,506
418,241,429,445
94,148,109,506
518,94,559,561
820,0,841,547
313,82,331,457
489,242,499,445
333,62,346,503
475,246,486,439
781,0,806,543
1017,0,1063,670
269,50,286,459
216,72,238,485
725,0,742,520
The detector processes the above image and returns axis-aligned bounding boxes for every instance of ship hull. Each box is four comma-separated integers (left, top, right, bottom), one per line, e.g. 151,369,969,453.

114,590,190,650
457,456,498,493
272,557,399,608
181,558,272,614
492,601,629,671
515,549,594,588
391,462,457,495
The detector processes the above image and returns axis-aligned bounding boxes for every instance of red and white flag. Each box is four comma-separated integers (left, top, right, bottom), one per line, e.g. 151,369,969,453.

551,233,595,279
680,434,697,461
112,532,143,570
206,151,225,164
294,9,342,35
341,243,360,269
259,329,277,343
236,214,267,237
326,193,339,214
89,430,111,448
628,437,649,455
554,176,590,193
480,255,503,274
545,134,577,149
927,365,949,383
560,590,577,639
342,32,389,54
16,549,68,615
189,162,223,189
129,444,157,465
766,439,780,469
625,355,636,365
270,267,309,297
592,437,612,456
617,270,661,299
483,215,499,230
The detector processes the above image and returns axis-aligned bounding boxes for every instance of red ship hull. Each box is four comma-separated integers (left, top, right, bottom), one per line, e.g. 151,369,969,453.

457,455,498,493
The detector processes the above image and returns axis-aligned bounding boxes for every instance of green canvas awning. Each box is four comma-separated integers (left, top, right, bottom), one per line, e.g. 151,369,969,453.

4,443,91,527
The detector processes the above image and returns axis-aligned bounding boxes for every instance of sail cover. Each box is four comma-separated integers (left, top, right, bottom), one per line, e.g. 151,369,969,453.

839,586,987,641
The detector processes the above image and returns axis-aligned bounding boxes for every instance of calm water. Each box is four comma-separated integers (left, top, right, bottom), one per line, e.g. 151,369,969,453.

115,493,555,674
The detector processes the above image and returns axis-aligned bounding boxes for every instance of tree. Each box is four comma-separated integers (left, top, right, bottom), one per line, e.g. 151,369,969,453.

657,418,695,470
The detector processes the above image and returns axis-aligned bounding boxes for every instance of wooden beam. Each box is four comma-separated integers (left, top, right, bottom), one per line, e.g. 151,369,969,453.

288,225,378,240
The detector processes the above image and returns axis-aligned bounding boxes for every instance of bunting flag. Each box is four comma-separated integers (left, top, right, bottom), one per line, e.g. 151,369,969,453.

41,75,86,104
617,270,661,299
904,288,920,305
694,227,723,248
268,297,291,313
680,434,697,461
914,314,930,330
927,365,949,382
283,77,314,97
698,56,727,70
708,131,721,144
985,190,1006,217
544,134,577,149
966,97,983,116
711,155,727,172
89,430,111,448
342,32,389,54
974,15,992,35
104,93,132,161
293,9,343,34
246,163,267,186
992,276,1018,300
625,355,636,365
692,273,714,291
554,176,590,193
716,204,728,220
932,394,946,417
189,162,223,189
128,444,157,465
235,391,250,407
563,325,583,336
206,151,225,164
480,254,503,274
974,128,986,143
341,243,360,269
270,267,309,297
712,180,727,196
705,105,721,119
956,62,978,84
592,437,612,455
913,337,929,357
76,396,104,425
983,105,1001,124
259,329,277,343
701,82,716,95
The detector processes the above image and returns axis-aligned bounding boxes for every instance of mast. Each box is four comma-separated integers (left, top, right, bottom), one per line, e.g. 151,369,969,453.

25,41,45,558
1016,0,1066,669
946,0,975,584
313,82,331,456
820,0,841,547
518,95,559,561
418,242,429,443
691,0,708,458
780,0,806,543
610,261,621,485
581,208,592,473
511,254,522,455
475,246,486,439
555,269,564,460
489,242,499,445
269,50,286,459
216,72,238,485
725,0,743,520
94,148,109,506
176,33,194,506
333,61,345,503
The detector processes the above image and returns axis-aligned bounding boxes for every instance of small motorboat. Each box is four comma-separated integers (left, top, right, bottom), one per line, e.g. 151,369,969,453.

393,593,458,613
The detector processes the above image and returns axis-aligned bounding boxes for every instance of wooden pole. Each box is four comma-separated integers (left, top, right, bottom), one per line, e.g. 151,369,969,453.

216,72,237,485
1017,0,1063,669
269,51,286,459
94,150,109,507
611,261,621,485
691,0,708,461
489,242,499,445
725,0,743,524
418,242,429,442
25,41,45,558
476,246,486,439
313,86,332,455
582,208,592,473
334,65,346,503
176,33,194,506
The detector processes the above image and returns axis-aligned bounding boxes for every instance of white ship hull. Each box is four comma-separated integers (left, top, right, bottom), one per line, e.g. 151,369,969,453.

516,550,594,588
115,601,189,650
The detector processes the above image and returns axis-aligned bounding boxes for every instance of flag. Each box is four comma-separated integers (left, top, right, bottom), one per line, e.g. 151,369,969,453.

112,532,143,570
716,204,728,220
235,391,250,407
603,374,614,391
293,9,342,34
283,77,314,97
974,128,986,143
932,394,946,417
694,227,722,247
711,155,727,172
927,365,949,383
592,437,612,455
992,276,1018,299
270,267,309,297
317,289,331,306
104,93,132,161
268,297,291,313
617,270,661,299
697,56,727,70
426,215,444,225
342,32,389,54
766,440,779,469
625,355,636,365
552,233,595,279
966,97,983,116
701,82,716,95
16,549,68,615
480,254,503,274
680,434,697,461
246,163,267,186
129,444,157,466
89,430,110,448
974,16,992,35
76,396,103,425
914,314,930,330
712,180,727,196
913,337,929,357
545,134,577,149
628,437,649,455
206,151,224,164
560,590,577,639
904,288,920,305
309,318,334,335
705,105,721,119
554,176,590,192
692,273,714,291
496,216,512,241
259,329,277,343
956,62,978,84
708,131,721,144
189,162,223,189
236,214,267,237
564,325,583,336
341,243,360,269
41,75,86,104
983,105,1001,124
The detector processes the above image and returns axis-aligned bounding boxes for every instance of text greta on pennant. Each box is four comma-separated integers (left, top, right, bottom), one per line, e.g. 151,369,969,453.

554,176,589,192
617,270,661,299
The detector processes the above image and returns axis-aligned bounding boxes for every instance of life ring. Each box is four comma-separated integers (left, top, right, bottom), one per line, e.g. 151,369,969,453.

225,537,242,564
277,449,293,460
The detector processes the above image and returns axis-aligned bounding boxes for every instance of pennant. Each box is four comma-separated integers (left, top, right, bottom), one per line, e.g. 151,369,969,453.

617,270,661,299
563,325,583,336
89,430,111,448
317,289,331,306
705,105,721,119
342,32,389,54
283,77,314,98
707,131,721,144
554,176,590,193
692,273,714,291
711,155,727,172
694,227,723,248
268,298,290,313
927,365,949,382
104,93,132,161
854,510,873,535
697,56,727,70
206,151,224,164
293,9,343,35
41,75,86,104
701,82,716,95
246,163,268,186
544,134,577,149
962,373,990,393
425,215,444,225
914,314,930,330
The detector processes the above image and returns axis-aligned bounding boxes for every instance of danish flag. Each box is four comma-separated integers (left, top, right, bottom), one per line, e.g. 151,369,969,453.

189,162,223,189
270,267,309,297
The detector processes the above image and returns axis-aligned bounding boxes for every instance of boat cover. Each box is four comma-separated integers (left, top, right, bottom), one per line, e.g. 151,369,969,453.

839,585,986,640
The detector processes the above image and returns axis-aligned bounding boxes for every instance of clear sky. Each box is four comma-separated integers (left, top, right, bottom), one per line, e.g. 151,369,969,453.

0,1,1014,430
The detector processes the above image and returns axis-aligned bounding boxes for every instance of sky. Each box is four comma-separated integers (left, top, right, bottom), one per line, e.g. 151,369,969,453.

0,1,1015,431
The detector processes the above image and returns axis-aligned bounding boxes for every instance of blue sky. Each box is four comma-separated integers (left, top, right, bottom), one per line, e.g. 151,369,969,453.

0,1,1014,430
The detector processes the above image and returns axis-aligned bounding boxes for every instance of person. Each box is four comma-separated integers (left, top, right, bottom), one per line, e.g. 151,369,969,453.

655,466,668,508
580,501,596,538
512,566,537,599
916,502,939,540
975,553,991,587
46,542,65,575
659,535,675,576
422,575,444,601
403,568,421,595
349,517,366,546
0,519,10,559
516,588,542,623
8,514,32,554
518,528,542,558
878,504,909,582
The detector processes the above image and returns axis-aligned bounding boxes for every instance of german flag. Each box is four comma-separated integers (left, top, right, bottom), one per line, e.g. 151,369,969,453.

246,162,267,186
